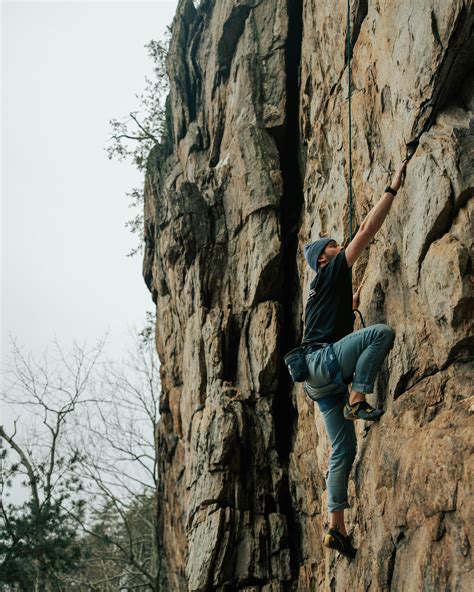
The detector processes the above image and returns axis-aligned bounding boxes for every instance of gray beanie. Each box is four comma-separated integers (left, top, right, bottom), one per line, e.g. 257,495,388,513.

304,237,334,272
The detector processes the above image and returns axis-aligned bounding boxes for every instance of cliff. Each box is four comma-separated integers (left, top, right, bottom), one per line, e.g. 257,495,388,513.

142,1,474,590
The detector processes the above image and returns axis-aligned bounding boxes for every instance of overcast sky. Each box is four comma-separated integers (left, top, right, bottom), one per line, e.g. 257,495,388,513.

2,1,178,371
1,1,180,465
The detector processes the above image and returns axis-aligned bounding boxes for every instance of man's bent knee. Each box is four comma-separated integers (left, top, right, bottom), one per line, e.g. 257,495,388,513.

373,323,395,344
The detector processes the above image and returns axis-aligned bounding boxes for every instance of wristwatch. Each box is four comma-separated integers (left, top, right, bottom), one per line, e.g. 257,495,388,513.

384,186,397,196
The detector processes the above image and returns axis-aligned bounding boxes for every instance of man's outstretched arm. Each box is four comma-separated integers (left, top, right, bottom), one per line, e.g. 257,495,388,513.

345,160,408,267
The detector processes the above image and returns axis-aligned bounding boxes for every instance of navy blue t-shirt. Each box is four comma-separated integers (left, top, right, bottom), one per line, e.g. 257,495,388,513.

302,251,354,345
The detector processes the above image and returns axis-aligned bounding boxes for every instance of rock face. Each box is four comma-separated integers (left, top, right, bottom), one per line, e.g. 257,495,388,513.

142,0,473,590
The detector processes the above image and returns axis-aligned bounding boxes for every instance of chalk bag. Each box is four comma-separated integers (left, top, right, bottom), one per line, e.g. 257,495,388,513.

284,347,309,382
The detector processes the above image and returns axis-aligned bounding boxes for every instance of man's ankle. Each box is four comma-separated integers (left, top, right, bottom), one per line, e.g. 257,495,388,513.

329,523,348,537
349,394,365,405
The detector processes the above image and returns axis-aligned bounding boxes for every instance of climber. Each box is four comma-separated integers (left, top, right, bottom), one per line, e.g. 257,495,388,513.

302,159,408,559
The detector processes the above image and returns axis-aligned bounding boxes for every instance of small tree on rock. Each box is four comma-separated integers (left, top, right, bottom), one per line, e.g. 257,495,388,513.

106,33,172,258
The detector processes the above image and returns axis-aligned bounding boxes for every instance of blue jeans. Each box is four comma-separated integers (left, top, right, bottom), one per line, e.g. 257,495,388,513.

304,324,395,512
320,400,357,512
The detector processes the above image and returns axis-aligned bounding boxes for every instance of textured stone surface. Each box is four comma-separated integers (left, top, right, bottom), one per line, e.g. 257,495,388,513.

143,0,473,589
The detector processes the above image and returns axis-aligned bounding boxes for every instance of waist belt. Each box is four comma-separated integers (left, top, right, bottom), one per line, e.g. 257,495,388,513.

304,342,329,353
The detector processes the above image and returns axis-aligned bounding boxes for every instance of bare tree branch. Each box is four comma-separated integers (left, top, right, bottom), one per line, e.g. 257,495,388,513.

0,425,40,511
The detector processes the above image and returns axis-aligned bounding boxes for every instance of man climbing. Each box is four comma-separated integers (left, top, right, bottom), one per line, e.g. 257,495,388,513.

302,159,408,559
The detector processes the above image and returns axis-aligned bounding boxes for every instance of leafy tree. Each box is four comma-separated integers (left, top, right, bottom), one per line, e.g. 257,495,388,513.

0,473,86,591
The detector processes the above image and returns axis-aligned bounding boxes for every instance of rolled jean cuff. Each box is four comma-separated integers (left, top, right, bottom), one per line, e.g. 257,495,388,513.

328,500,350,513
351,381,374,394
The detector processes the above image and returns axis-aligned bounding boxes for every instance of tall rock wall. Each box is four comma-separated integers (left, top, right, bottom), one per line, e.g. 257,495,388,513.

142,1,473,590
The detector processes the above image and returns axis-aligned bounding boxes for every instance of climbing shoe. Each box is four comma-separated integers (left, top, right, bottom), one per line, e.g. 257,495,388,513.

343,400,384,421
322,526,357,559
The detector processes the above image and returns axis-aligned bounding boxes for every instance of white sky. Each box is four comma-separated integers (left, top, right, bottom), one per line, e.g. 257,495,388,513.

1,0,180,506
1,0,178,367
